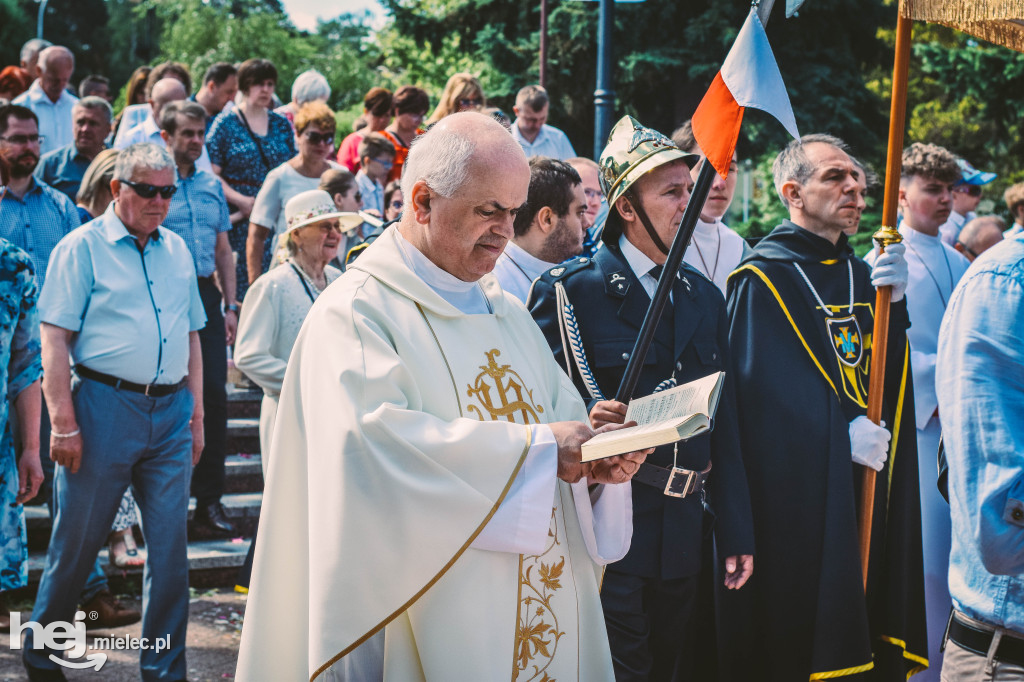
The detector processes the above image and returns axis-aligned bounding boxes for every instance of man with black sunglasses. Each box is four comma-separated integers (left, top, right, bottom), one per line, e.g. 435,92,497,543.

26,142,205,681
939,158,997,248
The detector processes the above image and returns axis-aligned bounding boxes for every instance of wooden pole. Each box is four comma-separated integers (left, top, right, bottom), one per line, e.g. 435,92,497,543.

858,10,911,592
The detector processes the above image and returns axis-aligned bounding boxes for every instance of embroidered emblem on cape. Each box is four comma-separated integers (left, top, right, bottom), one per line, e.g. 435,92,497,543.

466,349,544,424
827,314,863,368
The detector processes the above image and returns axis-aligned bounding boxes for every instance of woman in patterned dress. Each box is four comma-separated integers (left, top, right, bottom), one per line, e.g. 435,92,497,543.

206,58,296,299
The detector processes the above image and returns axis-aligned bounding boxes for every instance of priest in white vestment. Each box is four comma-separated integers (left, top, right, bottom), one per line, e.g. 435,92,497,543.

867,143,969,681
236,112,649,682
493,157,591,303
672,120,749,294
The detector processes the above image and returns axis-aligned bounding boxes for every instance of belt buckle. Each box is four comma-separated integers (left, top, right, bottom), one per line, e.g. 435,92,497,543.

664,466,695,498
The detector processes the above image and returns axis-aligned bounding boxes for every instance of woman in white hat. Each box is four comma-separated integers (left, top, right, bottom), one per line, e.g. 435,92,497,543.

234,189,362,471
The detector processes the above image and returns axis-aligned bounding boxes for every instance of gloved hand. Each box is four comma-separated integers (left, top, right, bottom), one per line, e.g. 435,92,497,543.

870,241,908,302
849,416,890,471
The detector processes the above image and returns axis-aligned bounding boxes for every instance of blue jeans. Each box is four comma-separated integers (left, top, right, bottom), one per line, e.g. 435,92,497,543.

25,376,193,681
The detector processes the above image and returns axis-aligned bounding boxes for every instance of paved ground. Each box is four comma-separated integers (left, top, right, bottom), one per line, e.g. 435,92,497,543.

0,587,244,681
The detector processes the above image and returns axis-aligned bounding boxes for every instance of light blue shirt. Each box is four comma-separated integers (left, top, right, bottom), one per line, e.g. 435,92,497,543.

0,177,80,285
355,170,384,216
163,166,230,277
12,80,78,155
511,122,576,160
937,237,1024,634
39,202,207,385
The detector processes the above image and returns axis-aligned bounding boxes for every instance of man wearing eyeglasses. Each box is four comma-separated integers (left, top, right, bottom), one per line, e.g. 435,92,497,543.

0,104,81,285
512,85,576,161
938,158,996,248
26,142,205,682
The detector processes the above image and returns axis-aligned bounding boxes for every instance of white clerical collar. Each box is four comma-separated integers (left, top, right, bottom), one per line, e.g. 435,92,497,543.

395,229,491,314
695,217,721,238
900,223,943,248
503,240,556,282
619,233,659,280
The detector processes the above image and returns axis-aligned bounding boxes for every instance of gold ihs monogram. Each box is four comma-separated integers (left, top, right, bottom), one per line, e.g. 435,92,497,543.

466,349,545,425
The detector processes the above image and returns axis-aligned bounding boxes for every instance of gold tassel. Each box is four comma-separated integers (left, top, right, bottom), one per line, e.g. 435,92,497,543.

899,0,1024,53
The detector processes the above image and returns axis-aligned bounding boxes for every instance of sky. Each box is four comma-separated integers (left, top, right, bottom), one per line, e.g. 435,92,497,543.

279,0,385,31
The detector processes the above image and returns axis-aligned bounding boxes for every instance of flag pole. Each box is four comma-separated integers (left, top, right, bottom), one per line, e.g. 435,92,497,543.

614,161,716,401
858,10,910,592
614,0,776,402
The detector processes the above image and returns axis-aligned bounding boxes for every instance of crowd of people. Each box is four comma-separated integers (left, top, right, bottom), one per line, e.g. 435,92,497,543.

0,34,1022,682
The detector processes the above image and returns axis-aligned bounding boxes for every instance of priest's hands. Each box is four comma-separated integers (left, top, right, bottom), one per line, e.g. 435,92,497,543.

870,241,908,302
550,421,596,483
849,415,890,471
549,421,652,484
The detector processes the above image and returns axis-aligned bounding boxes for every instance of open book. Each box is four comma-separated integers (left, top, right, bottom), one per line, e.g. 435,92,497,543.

581,372,725,462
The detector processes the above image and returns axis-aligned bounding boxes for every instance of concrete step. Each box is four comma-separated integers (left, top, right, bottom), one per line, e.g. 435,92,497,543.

225,416,260,456
26,538,251,590
27,491,264,549
226,382,262,419
225,453,263,494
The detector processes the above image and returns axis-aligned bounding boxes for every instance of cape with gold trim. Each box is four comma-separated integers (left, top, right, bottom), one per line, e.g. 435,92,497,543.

717,221,927,681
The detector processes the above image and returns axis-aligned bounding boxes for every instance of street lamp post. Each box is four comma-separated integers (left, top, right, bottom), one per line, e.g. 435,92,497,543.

593,0,614,158
37,0,50,40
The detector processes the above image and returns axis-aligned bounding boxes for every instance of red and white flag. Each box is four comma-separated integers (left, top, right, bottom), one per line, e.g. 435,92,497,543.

691,8,800,178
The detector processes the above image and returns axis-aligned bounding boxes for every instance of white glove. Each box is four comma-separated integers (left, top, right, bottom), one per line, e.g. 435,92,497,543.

849,416,890,471
870,241,908,302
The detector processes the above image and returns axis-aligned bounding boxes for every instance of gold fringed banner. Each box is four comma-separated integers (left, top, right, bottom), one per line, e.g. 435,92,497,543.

900,0,1024,53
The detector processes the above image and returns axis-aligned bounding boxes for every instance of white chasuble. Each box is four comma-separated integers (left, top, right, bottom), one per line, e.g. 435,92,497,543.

235,225,631,682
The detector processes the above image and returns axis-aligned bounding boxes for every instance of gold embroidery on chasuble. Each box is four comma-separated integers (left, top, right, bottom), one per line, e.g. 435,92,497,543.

462,349,569,682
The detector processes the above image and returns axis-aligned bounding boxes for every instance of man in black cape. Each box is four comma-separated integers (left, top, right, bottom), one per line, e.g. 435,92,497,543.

718,134,928,681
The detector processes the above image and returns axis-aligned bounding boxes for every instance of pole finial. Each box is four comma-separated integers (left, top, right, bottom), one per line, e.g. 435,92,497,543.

873,225,903,252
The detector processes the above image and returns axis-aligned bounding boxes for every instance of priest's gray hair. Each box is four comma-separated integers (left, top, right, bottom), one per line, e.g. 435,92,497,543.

401,125,476,201
114,142,175,182
772,133,850,207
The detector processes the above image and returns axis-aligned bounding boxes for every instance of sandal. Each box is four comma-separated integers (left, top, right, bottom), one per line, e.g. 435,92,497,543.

109,528,146,569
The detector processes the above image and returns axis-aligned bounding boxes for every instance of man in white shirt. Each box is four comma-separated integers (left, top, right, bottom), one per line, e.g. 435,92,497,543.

116,78,212,173
867,142,969,681
672,120,749,294
511,85,576,160
493,157,589,302
12,46,77,156
938,158,996,247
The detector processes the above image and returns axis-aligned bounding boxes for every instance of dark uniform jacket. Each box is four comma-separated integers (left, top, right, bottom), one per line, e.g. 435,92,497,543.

528,238,755,580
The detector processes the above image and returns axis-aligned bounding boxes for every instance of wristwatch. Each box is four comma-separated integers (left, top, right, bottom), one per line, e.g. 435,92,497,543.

226,303,240,314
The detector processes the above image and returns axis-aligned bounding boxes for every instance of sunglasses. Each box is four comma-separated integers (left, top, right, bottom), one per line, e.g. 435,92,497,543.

121,180,177,200
389,199,403,210
459,98,483,108
304,131,334,146
0,134,43,145
583,188,603,200
956,185,983,197
372,157,394,169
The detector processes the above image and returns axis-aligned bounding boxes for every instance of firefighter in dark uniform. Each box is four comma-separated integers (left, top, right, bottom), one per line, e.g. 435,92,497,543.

528,116,755,681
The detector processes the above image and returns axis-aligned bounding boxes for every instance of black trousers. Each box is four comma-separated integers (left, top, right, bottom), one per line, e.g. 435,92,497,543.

602,568,700,682
189,277,228,507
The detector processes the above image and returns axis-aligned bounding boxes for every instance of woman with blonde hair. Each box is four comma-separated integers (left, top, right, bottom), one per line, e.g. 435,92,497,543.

425,72,485,124
75,148,119,223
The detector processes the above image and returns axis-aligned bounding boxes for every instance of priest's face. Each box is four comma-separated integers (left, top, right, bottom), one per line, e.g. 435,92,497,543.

418,151,530,281
899,173,953,236
788,143,861,239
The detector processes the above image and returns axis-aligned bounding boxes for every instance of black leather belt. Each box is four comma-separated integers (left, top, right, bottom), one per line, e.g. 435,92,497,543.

948,611,1024,666
75,365,187,397
632,460,711,498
